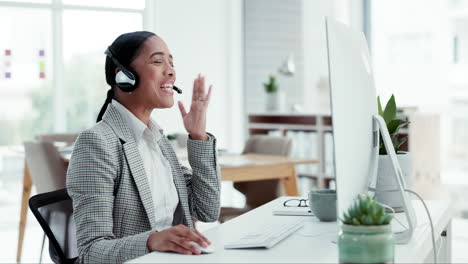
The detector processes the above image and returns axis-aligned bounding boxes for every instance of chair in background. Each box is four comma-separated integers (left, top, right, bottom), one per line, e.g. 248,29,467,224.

36,133,78,145
18,141,69,263
29,188,77,264
24,141,68,193
219,135,292,222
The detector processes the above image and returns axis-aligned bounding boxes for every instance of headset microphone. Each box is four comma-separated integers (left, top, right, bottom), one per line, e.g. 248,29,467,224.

104,47,138,92
173,86,182,94
105,46,182,94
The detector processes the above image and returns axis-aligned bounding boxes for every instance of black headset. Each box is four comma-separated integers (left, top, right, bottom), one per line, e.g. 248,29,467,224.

104,47,138,93
104,46,182,94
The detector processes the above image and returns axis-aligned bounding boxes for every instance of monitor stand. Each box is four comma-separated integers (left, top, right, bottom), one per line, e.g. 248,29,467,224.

369,115,417,244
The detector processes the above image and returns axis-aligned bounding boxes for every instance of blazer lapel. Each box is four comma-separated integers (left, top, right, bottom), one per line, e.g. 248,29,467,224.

102,104,157,229
122,142,157,229
158,138,191,225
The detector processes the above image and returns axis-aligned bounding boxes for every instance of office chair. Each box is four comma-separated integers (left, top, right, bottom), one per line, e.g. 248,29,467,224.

20,141,69,263
29,188,78,264
219,135,292,222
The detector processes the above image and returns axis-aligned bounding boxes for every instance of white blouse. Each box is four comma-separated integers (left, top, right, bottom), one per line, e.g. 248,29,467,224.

112,100,179,231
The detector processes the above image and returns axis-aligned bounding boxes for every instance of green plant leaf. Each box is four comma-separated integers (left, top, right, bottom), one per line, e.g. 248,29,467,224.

344,194,393,226
264,75,278,93
394,116,408,122
352,217,361,225
378,206,385,216
377,96,384,117
368,203,375,216
386,119,401,135
383,214,393,225
392,122,409,135
364,215,373,225
383,95,397,124
360,215,367,224
376,215,385,225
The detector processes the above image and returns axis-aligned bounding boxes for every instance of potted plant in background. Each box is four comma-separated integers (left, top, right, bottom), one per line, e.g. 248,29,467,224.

375,95,411,212
264,75,280,111
338,194,395,264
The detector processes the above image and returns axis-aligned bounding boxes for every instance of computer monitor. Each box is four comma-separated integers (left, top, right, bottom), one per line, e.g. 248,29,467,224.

325,17,379,222
325,17,416,244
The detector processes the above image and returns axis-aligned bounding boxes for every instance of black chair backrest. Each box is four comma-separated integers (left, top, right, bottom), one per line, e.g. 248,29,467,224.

29,188,77,264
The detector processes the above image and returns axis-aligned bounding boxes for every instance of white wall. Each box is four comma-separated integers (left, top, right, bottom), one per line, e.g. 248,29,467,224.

244,0,363,115
143,0,359,150
244,0,304,114
302,0,334,113
145,0,244,151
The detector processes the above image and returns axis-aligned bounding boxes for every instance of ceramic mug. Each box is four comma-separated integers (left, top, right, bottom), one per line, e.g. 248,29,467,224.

308,189,337,222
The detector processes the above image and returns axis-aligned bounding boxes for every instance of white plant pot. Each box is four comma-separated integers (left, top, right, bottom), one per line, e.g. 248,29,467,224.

266,92,278,111
265,92,285,111
375,152,412,212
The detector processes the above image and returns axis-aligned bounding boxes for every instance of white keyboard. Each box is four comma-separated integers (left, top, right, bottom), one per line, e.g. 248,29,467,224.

224,218,304,249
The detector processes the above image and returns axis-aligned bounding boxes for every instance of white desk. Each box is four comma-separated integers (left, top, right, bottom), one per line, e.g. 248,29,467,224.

127,197,452,263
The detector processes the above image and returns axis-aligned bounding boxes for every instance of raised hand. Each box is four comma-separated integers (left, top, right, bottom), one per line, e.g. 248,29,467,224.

177,74,212,140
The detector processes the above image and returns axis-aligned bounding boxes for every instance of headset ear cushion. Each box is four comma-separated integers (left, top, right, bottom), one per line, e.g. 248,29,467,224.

115,70,136,92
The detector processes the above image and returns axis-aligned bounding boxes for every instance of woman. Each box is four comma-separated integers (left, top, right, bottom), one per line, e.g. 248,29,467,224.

66,31,221,263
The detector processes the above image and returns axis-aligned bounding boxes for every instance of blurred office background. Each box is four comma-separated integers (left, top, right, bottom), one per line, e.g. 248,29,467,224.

1,0,468,262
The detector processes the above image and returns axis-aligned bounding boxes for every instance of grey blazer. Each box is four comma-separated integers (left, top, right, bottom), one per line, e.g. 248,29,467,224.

66,104,221,263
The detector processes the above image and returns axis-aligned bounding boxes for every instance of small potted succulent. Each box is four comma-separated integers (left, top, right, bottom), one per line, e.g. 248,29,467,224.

338,194,395,264
376,95,412,212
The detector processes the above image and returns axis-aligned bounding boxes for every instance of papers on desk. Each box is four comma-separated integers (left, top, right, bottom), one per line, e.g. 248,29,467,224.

273,206,315,216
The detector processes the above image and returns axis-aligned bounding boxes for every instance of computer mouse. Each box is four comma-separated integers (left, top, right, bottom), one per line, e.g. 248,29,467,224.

189,241,216,254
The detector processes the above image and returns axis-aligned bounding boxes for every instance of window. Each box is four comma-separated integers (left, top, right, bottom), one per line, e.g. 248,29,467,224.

0,7,53,145
0,1,148,261
370,0,468,183
0,1,145,145
62,10,142,132
62,0,144,9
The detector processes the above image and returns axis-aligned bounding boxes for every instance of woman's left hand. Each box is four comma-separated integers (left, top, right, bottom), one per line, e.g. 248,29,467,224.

177,74,212,140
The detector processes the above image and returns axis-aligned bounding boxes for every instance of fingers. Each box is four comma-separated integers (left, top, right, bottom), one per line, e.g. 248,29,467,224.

168,241,194,255
193,228,211,245
174,225,210,248
191,74,212,106
199,74,206,95
191,75,198,102
178,101,187,117
192,74,209,101
205,85,213,103
172,237,202,255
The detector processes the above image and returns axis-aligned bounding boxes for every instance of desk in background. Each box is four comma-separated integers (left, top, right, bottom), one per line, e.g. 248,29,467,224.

128,196,452,263
248,113,410,188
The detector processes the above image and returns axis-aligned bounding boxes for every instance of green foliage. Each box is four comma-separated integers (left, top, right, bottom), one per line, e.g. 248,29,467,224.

263,75,278,93
377,95,409,155
167,134,177,140
342,194,393,226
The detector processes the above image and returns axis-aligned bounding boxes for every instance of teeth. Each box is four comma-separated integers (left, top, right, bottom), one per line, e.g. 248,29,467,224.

160,83,173,88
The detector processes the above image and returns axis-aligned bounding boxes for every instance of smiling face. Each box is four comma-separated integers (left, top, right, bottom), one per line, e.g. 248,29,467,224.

127,35,176,109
